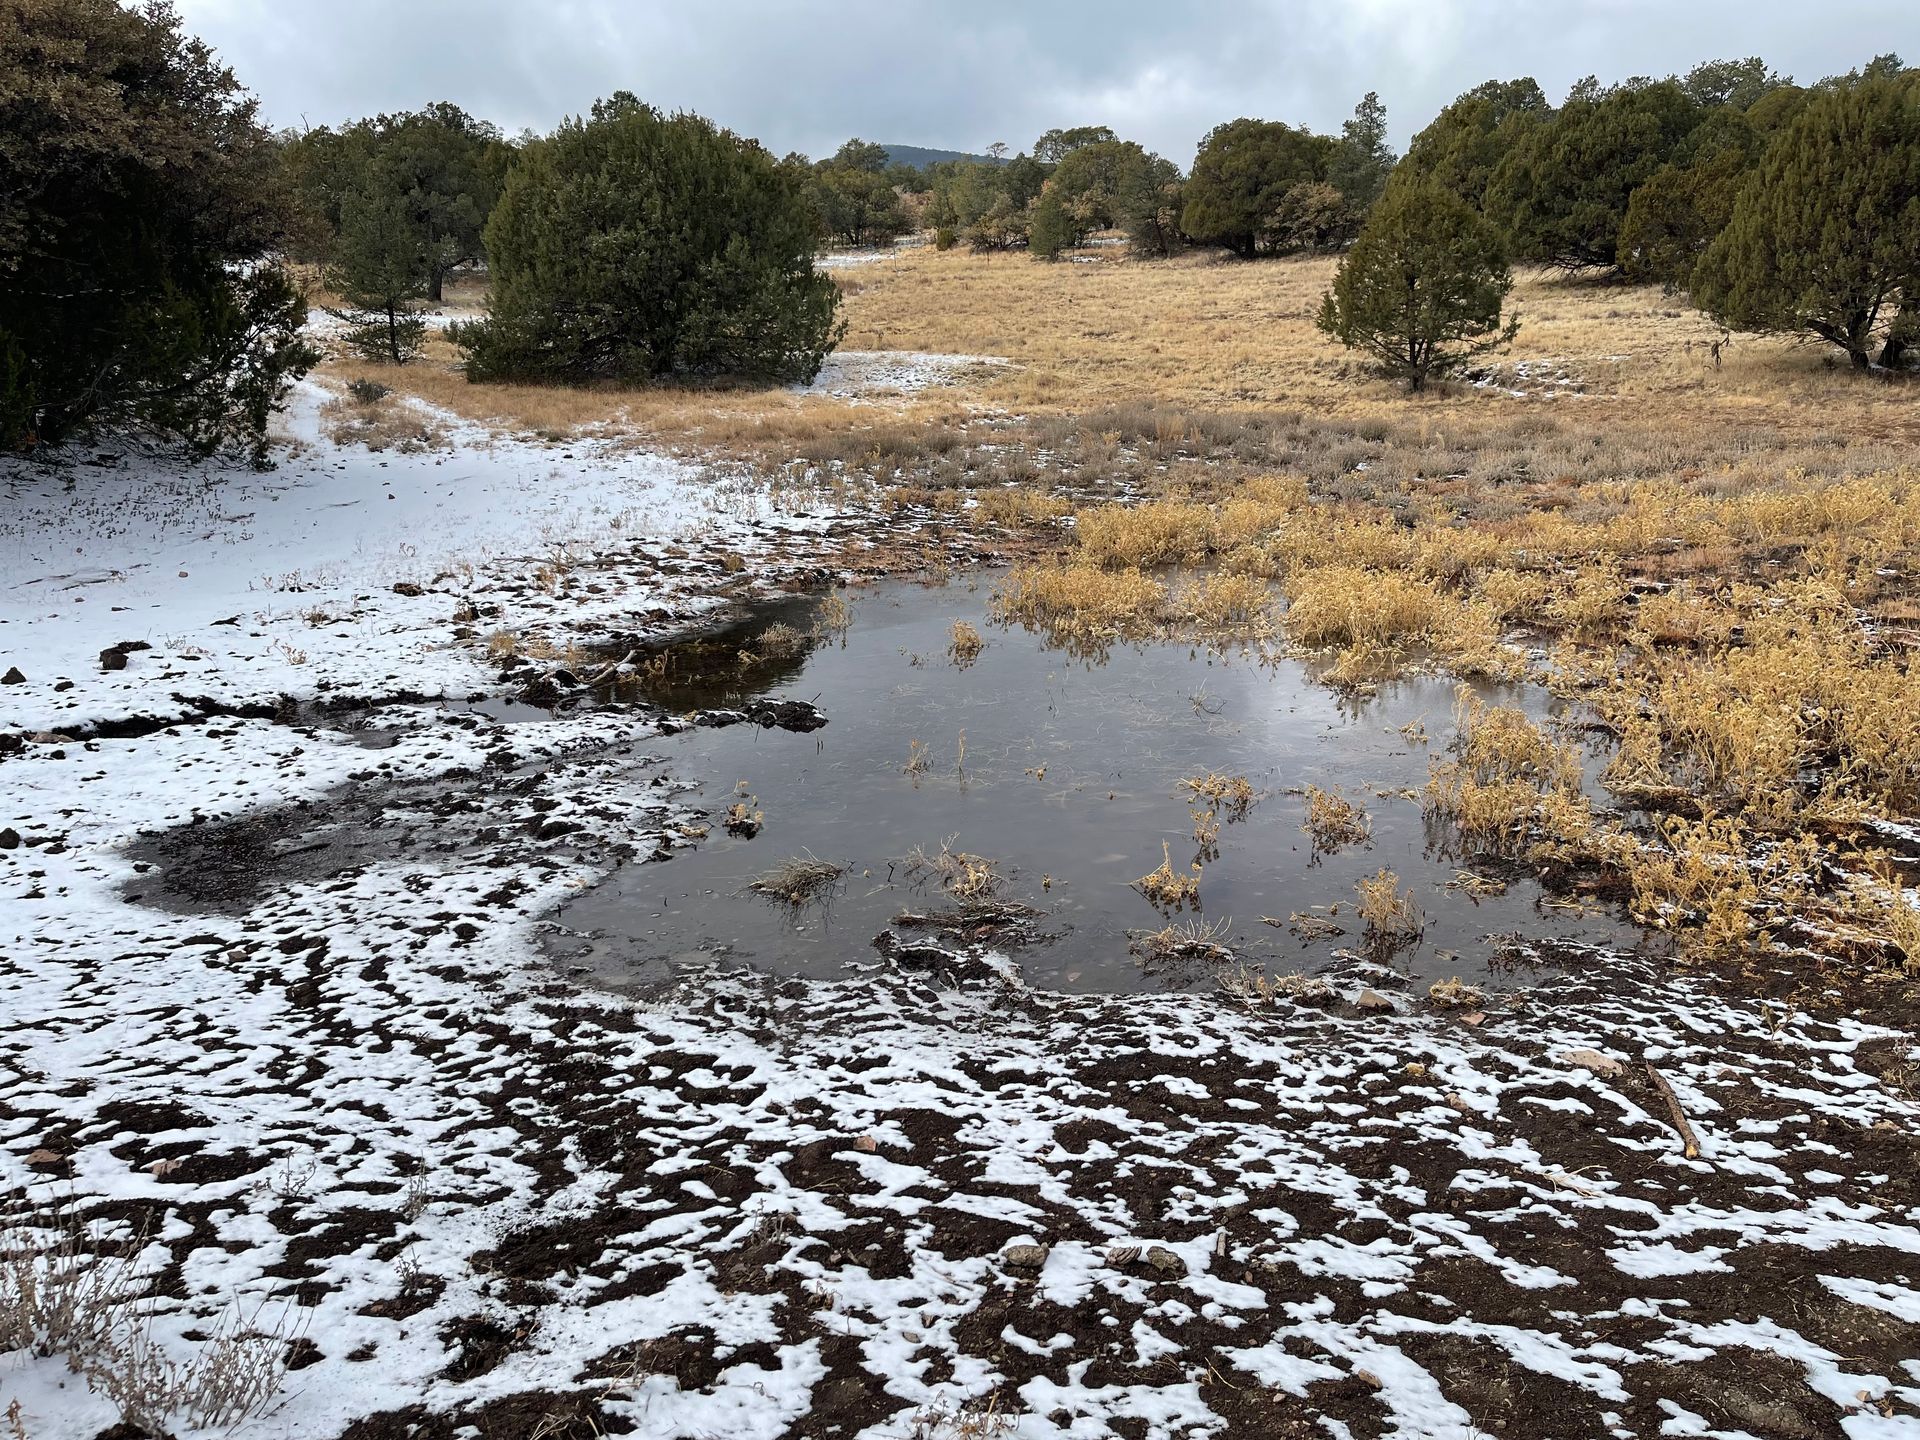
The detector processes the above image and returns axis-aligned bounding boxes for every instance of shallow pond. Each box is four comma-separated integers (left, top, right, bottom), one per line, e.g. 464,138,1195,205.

548,575,1644,994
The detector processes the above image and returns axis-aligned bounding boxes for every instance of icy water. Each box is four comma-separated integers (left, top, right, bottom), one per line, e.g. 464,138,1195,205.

548,575,1645,994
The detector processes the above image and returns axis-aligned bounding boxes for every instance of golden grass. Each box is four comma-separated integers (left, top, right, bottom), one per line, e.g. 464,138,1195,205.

1302,786,1370,854
1356,868,1422,950
1135,842,1201,911
303,253,1920,985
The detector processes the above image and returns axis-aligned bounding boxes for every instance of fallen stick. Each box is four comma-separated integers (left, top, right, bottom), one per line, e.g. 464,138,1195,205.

584,649,634,685
1645,1062,1702,1159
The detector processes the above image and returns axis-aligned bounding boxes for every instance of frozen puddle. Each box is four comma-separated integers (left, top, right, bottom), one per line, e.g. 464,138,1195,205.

547,574,1644,994
794,349,1010,398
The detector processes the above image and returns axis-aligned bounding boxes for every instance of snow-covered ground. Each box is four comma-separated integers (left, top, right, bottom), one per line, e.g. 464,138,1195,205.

0,383,865,733
3,385,1919,1440
795,349,1011,401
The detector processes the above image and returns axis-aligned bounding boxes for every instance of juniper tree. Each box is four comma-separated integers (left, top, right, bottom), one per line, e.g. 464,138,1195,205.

1485,79,1702,270
0,0,312,462
455,94,842,385
1182,119,1336,257
1316,181,1519,390
1694,71,1920,368
327,186,430,365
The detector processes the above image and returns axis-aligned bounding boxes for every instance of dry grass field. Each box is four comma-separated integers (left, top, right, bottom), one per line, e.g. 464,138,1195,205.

307,243,1920,998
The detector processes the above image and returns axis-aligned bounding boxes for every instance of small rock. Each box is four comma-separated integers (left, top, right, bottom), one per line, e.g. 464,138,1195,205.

1003,1243,1050,1271
1356,988,1396,1012
1143,1245,1187,1279
0,828,19,849
391,582,424,597
99,647,128,671
1560,1047,1625,1077
1,667,24,684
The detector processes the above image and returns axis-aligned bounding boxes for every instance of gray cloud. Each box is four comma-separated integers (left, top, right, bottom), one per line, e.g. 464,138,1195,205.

177,0,1919,162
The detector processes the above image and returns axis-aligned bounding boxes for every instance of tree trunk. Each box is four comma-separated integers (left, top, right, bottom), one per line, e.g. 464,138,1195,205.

1878,302,1915,369
386,304,401,366
428,267,445,303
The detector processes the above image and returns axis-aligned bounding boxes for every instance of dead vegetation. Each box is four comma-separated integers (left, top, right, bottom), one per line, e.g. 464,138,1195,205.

1132,917,1235,968
745,854,844,907
1302,786,1370,853
1356,869,1423,954
0,1216,293,1432
903,839,1003,901
1134,842,1202,912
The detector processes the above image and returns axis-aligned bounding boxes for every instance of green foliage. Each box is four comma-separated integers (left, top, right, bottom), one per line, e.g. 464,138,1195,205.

285,103,506,299
811,141,909,246
830,138,890,173
455,94,842,385
1035,126,1118,163
1617,108,1766,287
1266,181,1358,254
1681,57,1789,110
1400,79,1552,211
1328,92,1396,211
1486,79,1702,269
1316,180,1519,391
1028,189,1075,261
1123,176,1187,259
327,185,430,364
1048,141,1179,234
0,0,314,463
1182,118,1336,257
1695,73,1920,368
967,194,1030,252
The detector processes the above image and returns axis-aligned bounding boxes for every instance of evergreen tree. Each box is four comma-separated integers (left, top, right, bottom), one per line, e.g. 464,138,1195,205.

327,186,430,365
1028,188,1075,260
1486,79,1702,269
0,0,313,463
1617,108,1766,287
1182,119,1335,257
1316,180,1519,390
455,94,842,385
1694,72,1920,368
285,104,506,300
1035,126,1119,163
1400,79,1552,211
1329,92,1396,211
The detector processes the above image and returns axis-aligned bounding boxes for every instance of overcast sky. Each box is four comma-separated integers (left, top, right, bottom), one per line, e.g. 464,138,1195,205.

176,1,1919,163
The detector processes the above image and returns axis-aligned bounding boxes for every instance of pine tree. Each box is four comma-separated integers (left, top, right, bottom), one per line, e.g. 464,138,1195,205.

327,186,430,366
456,94,841,385
1028,189,1076,261
1329,93,1396,211
1694,72,1920,368
1316,181,1519,390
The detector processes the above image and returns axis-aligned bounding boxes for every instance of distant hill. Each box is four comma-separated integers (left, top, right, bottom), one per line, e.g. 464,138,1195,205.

882,144,1006,170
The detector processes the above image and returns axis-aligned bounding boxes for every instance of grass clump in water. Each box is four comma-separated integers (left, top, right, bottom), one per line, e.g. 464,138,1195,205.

1135,841,1201,911
746,853,844,907
1356,868,1422,953
1132,917,1234,968
1302,786,1371,854
947,620,985,665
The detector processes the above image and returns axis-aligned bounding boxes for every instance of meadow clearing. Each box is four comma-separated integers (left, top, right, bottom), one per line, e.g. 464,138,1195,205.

6,240,1920,1440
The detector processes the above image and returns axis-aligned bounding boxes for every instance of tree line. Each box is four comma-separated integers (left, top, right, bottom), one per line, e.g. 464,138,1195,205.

2,0,1915,464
